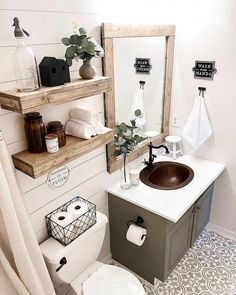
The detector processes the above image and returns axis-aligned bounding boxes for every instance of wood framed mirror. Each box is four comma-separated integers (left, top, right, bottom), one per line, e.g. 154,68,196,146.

102,23,175,173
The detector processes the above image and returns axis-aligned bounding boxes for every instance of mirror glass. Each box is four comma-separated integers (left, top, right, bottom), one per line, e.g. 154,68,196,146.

113,37,166,138
102,23,175,173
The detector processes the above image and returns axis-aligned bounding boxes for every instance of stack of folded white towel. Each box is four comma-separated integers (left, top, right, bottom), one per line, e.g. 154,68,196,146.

65,108,104,140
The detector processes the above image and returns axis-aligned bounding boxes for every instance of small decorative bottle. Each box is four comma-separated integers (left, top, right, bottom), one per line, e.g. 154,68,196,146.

12,17,39,92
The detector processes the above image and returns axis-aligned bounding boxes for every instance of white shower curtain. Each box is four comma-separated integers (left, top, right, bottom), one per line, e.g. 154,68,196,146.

0,130,56,295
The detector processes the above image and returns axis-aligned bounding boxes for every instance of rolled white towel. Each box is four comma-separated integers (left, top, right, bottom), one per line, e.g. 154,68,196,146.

65,120,94,140
93,122,104,135
70,117,89,125
70,108,99,125
70,118,104,136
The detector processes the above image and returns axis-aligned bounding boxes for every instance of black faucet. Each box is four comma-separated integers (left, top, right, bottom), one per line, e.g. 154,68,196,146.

143,143,169,169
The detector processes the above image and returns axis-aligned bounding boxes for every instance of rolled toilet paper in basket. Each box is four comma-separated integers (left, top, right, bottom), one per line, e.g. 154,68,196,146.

67,201,89,221
50,212,73,239
51,211,73,226
126,224,147,246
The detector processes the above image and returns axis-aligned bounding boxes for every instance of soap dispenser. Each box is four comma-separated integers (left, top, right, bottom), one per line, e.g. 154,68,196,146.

12,17,39,92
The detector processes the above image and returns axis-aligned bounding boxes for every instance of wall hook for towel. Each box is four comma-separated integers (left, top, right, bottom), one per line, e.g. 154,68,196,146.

198,87,206,97
139,81,145,89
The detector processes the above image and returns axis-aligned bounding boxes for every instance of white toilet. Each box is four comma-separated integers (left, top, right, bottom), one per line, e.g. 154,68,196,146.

40,212,146,295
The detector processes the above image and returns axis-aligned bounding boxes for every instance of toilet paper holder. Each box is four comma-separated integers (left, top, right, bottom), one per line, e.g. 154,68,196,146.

127,216,147,240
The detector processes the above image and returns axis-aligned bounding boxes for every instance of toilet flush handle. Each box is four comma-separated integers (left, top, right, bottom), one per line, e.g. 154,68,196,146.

56,257,67,272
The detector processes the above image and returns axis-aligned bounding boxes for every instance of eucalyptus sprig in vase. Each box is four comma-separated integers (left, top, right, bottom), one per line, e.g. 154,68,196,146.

62,23,104,79
114,109,146,189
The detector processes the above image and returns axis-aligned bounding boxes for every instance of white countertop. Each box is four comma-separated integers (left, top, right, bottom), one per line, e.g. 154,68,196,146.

106,155,225,223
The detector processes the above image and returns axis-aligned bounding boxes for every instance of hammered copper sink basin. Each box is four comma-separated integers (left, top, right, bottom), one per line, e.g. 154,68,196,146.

140,161,194,190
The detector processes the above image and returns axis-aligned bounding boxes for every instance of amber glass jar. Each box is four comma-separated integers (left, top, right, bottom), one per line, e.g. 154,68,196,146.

24,112,46,153
46,121,66,147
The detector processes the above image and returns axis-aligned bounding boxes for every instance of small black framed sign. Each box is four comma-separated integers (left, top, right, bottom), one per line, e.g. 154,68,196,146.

134,58,152,74
192,61,217,80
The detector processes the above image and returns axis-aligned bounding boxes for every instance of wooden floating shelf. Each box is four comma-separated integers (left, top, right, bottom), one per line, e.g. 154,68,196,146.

0,76,111,114
12,128,114,179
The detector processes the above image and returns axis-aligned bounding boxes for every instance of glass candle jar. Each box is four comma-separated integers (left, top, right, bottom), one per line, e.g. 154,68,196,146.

129,169,140,186
45,134,59,153
46,121,66,147
24,112,46,153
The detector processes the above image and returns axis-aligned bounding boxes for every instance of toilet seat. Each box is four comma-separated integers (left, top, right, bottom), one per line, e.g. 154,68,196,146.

83,264,145,295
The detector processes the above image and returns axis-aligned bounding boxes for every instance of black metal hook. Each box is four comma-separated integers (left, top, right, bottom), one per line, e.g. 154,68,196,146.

139,81,145,89
198,87,206,97
127,216,144,227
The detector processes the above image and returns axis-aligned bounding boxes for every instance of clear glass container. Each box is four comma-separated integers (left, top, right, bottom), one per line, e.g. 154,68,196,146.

45,134,59,154
120,153,131,190
12,38,39,92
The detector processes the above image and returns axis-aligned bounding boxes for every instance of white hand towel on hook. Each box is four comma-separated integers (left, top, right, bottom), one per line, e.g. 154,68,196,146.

128,87,146,127
183,95,212,151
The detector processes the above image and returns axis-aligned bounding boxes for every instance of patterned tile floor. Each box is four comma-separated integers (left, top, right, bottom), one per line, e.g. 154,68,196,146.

141,230,236,295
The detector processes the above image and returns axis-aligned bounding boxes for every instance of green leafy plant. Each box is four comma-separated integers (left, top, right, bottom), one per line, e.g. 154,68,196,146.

114,109,146,157
61,23,104,67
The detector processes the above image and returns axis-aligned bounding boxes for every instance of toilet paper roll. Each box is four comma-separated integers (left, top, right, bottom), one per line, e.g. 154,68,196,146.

50,212,74,240
67,201,89,220
51,211,73,227
126,224,147,246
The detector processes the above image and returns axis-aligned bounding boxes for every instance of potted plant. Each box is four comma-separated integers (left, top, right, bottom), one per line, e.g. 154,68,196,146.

61,24,104,79
114,109,146,189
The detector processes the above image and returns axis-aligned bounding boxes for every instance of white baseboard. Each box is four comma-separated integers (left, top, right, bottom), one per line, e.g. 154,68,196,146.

207,223,236,241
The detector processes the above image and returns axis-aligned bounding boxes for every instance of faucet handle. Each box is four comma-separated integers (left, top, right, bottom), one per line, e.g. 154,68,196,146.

151,154,156,162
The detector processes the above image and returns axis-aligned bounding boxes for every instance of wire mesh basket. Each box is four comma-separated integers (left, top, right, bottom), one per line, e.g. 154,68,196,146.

45,196,96,246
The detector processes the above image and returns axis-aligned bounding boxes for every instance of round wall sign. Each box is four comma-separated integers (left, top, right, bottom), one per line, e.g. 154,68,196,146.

47,165,70,189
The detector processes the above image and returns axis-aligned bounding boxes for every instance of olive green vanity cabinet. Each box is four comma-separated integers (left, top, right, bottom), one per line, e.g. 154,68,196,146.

108,183,214,284
191,183,214,245
164,204,194,278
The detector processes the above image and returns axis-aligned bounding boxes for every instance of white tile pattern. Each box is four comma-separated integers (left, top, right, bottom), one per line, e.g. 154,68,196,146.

140,230,236,295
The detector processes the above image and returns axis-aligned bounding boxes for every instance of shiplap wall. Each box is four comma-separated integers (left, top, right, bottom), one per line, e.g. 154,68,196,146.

0,1,157,292
0,7,114,247
0,2,134,294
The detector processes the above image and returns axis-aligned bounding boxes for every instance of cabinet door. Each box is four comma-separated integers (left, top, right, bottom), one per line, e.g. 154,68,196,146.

108,193,168,284
164,205,194,279
191,183,214,246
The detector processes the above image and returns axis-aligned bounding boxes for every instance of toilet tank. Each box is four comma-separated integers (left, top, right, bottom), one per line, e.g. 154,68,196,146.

40,211,108,286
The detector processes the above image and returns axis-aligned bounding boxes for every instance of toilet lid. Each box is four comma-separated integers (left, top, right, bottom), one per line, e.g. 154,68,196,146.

83,264,145,295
